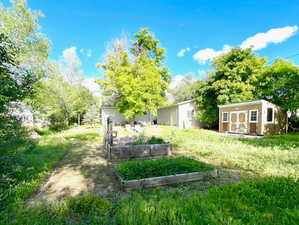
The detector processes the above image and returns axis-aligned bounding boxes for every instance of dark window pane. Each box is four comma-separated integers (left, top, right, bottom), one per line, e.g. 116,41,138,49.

267,108,273,122
223,112,228,121
250,111,257,121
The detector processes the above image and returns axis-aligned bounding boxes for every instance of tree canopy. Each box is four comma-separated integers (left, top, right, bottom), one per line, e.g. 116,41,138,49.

32,75,96,128
257,59,299,113
169,73,196,103
194,48,267,127
0,0,51,80
99,28,170,121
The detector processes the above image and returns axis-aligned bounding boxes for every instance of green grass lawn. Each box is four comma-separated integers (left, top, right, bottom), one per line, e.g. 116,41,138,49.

144,126,299,178
1,126,299,225
0,126,102,224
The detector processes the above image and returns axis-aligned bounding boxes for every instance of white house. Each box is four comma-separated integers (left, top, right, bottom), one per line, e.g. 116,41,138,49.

157,100,198,129
9,102,50,127
101,105,153,125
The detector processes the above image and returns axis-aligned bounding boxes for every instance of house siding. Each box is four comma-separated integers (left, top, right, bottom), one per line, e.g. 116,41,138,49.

263,101,287,135
178,101,197,129
101,107,152,125
157,105,178,127
157,100,197,129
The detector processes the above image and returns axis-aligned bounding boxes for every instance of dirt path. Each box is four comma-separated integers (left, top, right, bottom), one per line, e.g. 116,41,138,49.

28,139,120,205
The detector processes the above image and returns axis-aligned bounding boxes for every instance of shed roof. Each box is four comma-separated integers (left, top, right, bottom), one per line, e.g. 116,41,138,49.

218,100,269,108
158,99,195,110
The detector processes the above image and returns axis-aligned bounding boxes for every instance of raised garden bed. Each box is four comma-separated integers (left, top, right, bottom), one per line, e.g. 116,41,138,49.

108,136,172,160
115,157,218,190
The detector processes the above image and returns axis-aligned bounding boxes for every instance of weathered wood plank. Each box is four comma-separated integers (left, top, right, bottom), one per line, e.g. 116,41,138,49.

116,169,218,190
109,144,172,160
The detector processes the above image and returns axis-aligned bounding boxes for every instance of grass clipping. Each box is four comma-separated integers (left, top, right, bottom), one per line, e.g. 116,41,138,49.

116,157,213,180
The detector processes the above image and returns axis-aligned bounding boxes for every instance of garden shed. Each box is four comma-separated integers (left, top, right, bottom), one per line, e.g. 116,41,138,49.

218,100,287,136
157,100,198,129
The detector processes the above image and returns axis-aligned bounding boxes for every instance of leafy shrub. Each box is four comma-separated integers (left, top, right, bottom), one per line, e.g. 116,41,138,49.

147,137,165,144
116,157,213,180
131,136,166,145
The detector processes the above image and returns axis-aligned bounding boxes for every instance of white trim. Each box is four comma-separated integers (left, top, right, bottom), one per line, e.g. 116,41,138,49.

249,109,258,123
230,111,248,134
266,107,275,124
218,100,266,108
222,112,229,123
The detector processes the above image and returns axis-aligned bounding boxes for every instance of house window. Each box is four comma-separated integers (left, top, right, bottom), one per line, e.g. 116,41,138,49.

267,108,274,123
249,110,258,123
222,112,229,122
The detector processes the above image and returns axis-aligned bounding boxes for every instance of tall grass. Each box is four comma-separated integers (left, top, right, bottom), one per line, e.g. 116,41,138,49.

145,127,299,178
116,177,299,225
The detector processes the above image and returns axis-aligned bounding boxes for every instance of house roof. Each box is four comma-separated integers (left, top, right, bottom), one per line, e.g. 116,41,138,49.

218,100,269,108
158,99,195,110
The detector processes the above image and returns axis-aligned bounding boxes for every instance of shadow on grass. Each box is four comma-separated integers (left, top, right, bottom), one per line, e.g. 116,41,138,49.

238,133,299,150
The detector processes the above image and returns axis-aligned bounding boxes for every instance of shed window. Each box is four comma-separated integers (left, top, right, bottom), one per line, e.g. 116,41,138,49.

267,108,274,123
222,112,229,122
249,110,258,122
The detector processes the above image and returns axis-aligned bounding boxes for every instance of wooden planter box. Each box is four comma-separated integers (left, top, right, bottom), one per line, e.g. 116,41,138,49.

108,143,172,160
115,168,218,191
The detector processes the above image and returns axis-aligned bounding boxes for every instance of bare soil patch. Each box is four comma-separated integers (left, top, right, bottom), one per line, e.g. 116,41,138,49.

28,140,120,205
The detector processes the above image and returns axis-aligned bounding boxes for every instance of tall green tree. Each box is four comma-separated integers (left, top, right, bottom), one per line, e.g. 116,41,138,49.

0,34,35,139
170,73,195,103
0,0,51,80
32,75,96,128
194,48,266,127
99,28,170,122
258,59,299,114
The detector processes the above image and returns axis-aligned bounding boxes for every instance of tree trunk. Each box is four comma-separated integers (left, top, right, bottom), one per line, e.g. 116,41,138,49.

77,113,80,126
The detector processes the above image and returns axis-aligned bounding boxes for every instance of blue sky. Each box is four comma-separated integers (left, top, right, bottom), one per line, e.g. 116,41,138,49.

3,0,299,83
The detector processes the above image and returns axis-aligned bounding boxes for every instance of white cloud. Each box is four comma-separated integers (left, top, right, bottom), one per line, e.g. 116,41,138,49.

63,47,81,68
240,25,298,50
193,45,232,64
193,25,298,64
177,48,190,57
169,75,184,89
60,46,84,85
79,48,93,57
86,49,92,57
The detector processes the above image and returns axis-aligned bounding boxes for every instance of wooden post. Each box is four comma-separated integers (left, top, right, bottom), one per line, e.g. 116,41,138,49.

104,117,113,160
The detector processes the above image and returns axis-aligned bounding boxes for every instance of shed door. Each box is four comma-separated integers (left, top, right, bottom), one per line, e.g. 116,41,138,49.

230,111,248,134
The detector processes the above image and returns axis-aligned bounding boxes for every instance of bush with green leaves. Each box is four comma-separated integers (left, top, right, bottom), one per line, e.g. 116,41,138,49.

131,136,166,145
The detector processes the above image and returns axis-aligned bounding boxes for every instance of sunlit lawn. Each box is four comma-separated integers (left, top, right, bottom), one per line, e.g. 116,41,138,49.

1,125,299,225
143,126,299,178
